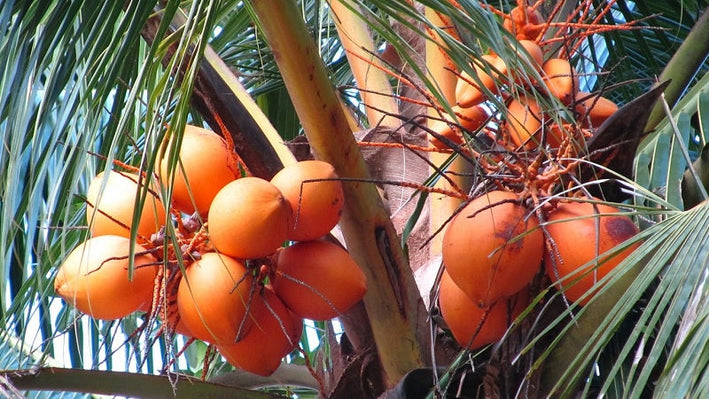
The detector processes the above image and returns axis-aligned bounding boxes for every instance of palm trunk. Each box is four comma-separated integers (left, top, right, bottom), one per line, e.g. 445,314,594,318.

248,0,427,388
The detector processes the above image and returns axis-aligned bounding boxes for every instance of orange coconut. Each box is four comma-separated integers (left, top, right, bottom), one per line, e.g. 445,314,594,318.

270,160,344,242
86,171,166,241
575,92,618,128
518,40,543,69
455,54,507,108
511,40,544,83
503,6,545,40
273,240,367,320
208,177,291,259
429,105,488,149
438,270,529,350
442,191,543,308
177,252,254,345
544,201,640,305
505,95,543,148
159,124,240,216
543,58,579,104
54,235,158,320
217,287,303,376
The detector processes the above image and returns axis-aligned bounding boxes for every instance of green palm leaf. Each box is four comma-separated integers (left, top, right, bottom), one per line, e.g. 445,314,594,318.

594,0,709,102
1,0,222,383
1,0,321,395
637,70,709,210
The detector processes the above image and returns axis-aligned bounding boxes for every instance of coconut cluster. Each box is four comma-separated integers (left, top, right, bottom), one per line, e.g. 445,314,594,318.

429,6,619,152
439,191,640,350
54,124,367,376
439,191,539,350
430,6,639,351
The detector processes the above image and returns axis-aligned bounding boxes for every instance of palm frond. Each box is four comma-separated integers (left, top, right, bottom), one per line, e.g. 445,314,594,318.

212,1,357,131
0,0,224,377
636,68,709,210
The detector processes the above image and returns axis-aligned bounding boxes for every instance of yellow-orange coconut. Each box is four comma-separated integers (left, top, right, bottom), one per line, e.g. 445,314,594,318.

218,287,302,376
54,235,158,320
270,160,344,242
273,240,367,320
505,96,543,149
543,58,579,105
159,124,240,216
544,201,640,305
442,191,543,308
86,171,166,241
438,270,529,350
177,252,254,345
575,92,618,129
455,55,507,108
208,177,291,259
429,105,488,149
510,40,544,84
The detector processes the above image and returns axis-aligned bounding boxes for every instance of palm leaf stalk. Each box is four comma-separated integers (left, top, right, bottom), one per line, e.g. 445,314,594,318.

246,0,427,388
329,0,399,128
424,6,473,259
4,367,284,399
645,6,709,131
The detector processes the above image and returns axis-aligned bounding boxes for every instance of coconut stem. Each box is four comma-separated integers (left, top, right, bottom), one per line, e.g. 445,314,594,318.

248,0,426,389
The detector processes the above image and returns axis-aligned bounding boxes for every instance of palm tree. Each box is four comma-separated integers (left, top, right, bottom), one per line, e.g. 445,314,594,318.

1,0,709,397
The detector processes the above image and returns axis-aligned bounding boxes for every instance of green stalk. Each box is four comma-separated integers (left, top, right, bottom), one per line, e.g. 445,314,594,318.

247,0,426,388
645,7,709,132
4,367,283,399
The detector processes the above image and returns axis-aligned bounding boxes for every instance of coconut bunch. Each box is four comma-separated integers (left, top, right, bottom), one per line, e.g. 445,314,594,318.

428,6,642,351
438,191,641,349
54,124,367,376
429,6,619,153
